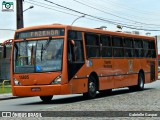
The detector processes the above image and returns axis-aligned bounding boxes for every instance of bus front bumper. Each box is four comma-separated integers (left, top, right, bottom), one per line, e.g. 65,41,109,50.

12,84,70,96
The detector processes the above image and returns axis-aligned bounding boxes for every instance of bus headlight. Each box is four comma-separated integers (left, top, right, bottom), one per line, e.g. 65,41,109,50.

14,78,22,86
51,74,62,84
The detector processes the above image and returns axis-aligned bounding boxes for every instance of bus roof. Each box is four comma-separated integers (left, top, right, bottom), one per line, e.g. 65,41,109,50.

16,23,155,40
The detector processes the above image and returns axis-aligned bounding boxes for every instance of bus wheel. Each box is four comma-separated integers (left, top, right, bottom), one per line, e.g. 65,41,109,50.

83,76,97,99
40,96,53,102
136,73,144,90
129,73,144,91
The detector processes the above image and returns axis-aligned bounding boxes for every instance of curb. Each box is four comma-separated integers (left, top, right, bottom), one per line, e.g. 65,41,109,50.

0,94,20,100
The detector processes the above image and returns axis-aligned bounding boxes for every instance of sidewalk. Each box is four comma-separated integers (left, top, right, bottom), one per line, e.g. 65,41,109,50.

0,93,18,100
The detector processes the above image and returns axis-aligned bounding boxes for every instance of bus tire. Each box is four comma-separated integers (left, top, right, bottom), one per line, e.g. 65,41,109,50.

40,96,53,102
129,72,144,91
83,76,97,99
136,72,144,91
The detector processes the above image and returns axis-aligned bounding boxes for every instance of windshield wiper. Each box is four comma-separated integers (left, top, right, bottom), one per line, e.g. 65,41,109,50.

40,37,52,61
41,44,43,61
43,37,52,50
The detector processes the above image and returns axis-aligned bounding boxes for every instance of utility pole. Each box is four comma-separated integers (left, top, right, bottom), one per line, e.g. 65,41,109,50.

16,0,23,29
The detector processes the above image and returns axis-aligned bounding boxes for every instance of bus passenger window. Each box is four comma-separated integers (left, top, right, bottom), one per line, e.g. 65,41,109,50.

113,48,124,57
102,47,112,57
149,41,155,49
112,36,124,58
112,36,123,47
85,33,100,58
134,39,143,48
124,49,133,57
134,39,143,58
68,30,84,62
100,35,112,58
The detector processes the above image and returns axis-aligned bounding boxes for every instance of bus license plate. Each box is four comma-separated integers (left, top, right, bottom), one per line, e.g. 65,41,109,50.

31,88,41,92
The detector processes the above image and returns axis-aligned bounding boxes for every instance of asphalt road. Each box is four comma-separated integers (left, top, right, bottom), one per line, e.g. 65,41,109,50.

0,80,160,118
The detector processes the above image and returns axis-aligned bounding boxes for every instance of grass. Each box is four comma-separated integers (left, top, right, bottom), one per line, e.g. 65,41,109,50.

0,85,12,94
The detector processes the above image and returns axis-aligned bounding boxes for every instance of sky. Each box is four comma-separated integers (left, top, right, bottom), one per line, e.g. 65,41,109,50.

1,0,160,43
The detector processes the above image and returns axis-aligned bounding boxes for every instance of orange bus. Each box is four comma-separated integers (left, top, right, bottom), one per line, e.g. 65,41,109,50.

10,24,158,102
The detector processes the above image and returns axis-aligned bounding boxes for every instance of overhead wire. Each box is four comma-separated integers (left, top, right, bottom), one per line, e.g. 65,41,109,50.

43,0,160,31
26,0,121,26
81,0,160,23
73,0,160,27
0,29,15,31
25,0,109,25
100,0,160,16
25,0,80,17
97,0,160,23
23,0,160,31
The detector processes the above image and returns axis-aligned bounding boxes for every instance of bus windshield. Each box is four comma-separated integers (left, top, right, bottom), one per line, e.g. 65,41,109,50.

14,38,63,73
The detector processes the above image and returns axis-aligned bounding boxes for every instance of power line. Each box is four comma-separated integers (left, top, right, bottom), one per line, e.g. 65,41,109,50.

43,0,160,31
25,0,105,24
25,0,79,17
73,0,160,27
100,0,160,16
42,0,132,26
81,0,160,23
37,0,158,29
26,0,128,26
24,0,160,31
0,29,15,31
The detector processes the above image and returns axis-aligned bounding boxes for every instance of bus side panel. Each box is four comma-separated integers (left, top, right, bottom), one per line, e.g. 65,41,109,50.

125,74,138,87
144,73,151,83
95,58,139,90
69,79,88,94
113,59,129,88
140,59,151,83
141,59,157,83
99,76,114,90
92,59,115,90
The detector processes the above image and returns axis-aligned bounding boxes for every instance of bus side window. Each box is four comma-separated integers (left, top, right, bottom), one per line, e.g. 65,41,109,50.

85,33,100,58
100,35,112,58
112,36,124,58
149,41,156,58
134,39,143,58
68,30,84,62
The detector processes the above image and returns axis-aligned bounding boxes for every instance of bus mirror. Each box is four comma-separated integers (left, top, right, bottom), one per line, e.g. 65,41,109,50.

3,45,6,58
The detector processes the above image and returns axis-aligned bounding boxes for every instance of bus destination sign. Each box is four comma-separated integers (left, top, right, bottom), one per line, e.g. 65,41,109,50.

16,29,65,39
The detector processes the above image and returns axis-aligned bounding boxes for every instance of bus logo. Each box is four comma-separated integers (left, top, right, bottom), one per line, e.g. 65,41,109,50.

2,1,14,12
2,112,11,117
128,60,133,72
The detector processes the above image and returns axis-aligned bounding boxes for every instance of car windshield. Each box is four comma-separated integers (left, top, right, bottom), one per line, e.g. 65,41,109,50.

14,39,63,73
